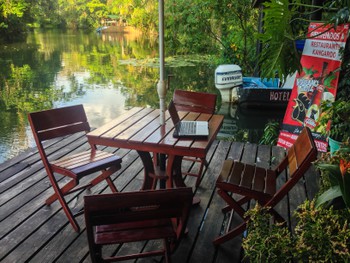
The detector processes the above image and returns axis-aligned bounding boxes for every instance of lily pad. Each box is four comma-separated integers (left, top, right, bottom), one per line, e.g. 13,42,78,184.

118,54,213,68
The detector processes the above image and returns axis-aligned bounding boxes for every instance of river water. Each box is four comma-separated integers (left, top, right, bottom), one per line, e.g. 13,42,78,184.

0,29,284,163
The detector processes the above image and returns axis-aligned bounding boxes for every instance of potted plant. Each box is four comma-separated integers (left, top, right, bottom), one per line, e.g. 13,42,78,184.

317,99,350,154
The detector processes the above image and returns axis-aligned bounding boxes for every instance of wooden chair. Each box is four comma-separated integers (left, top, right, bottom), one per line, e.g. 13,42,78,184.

84,187,193,263
172,89,217,187
213,127,317,245
28,104,122,232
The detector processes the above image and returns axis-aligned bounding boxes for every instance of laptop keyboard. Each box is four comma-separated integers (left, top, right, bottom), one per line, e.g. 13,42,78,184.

180,122,196,134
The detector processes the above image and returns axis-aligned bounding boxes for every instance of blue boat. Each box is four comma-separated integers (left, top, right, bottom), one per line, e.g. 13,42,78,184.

215,65,294,109
237,77,292,109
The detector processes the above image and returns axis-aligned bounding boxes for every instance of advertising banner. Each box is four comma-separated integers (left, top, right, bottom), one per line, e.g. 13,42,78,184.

278,22,349,152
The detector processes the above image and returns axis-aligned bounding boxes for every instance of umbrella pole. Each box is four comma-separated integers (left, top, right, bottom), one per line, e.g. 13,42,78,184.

157,0,166,126
157,0,167,189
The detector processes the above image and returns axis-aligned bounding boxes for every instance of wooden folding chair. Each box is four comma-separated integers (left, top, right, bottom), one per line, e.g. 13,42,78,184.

213,127,317,245
172,89,217,187
28,104,122,232
84,187,193,263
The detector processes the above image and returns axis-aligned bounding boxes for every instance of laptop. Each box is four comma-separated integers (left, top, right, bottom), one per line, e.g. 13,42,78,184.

168,100,209,138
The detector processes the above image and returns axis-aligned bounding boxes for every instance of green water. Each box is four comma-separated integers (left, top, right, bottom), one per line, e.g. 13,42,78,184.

0,29,284,163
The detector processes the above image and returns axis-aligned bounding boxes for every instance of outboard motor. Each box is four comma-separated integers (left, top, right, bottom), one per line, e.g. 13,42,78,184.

215,64,243,103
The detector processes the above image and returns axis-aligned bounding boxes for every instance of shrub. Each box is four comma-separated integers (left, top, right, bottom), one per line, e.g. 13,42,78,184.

243,201,350,262
243,205,294,262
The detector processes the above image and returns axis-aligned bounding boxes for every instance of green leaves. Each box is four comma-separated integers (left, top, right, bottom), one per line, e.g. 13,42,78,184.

258,0,302,81
318,100,350,142
243,204,294,262
316,185,342,207
294,200,350,261
0,0,28,18
315,145,350,208
331,7,350,27
259,121,280,145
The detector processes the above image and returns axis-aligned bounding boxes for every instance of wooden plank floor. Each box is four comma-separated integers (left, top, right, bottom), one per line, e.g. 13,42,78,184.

0,133,318,263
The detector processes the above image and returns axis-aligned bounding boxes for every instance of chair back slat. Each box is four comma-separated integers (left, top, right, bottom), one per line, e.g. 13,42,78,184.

85,188,192,226
287,146,298,176
287,127,316,177
173,89,217,114
28,104,90,141
84,187,193,257
36,123,90,141
268,127,317,208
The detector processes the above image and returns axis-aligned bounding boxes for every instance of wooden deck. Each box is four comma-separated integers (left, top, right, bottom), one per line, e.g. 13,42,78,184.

0,132,319,263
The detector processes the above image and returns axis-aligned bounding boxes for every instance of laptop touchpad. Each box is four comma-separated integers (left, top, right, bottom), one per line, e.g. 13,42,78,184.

196,121,209,135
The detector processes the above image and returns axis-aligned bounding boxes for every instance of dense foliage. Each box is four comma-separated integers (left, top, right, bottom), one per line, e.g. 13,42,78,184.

243,202,350,262
259,0,350,81
0,0,259,74
2,0,349,90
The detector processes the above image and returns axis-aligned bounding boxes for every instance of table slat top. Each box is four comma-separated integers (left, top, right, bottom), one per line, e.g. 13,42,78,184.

87,107,224,158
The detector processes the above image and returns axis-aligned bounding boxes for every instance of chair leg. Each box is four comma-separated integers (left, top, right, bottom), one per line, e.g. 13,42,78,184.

47,175,80,232
213,189,252,245
89,165,120,192
182,157,206,187
213,222,247,246
105,177,118,193
46,179,77,205
59,196,80,232
163,239,172,263
153,152,159,167
195,158,205,187
222,196,251,213
217,189,247,219
90,244,103,262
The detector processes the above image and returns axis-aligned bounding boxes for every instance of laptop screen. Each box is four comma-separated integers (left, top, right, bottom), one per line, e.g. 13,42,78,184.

168,99,209,138
168,100,180,125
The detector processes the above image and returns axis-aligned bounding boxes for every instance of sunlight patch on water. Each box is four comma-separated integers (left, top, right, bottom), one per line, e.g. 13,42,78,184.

0,88,127,164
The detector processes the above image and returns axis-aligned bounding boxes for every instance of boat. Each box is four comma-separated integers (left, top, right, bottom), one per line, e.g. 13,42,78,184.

215,64,294,109
96,15,131,33
97,25,132,33
96,26,108,33
237,77,292,109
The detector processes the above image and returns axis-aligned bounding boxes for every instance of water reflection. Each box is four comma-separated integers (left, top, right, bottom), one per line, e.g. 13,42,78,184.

217,102,285,143
0,30,220,162
0,30,285,163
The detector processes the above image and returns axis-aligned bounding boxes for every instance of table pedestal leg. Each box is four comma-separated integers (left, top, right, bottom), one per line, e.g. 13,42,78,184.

167,155,200,205
166,155,186,188
159,153,166,189
137,151,157,190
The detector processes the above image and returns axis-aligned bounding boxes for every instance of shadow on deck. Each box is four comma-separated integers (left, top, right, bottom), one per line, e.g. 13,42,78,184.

0,133,319,263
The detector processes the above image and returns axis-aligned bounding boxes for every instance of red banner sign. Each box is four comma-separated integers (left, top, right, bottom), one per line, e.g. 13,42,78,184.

278,22,349,152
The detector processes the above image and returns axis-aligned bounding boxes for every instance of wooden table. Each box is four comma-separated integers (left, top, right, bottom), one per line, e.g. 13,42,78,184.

87,107,224,190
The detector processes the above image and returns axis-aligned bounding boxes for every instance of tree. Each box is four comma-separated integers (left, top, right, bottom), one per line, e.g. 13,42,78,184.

164,0,258,74
0,0,29,42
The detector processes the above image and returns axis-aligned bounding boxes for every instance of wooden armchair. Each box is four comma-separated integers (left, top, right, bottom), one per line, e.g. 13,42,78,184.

213,127,317,245
172,89,217,186
84,187,193,263
28,104,122,232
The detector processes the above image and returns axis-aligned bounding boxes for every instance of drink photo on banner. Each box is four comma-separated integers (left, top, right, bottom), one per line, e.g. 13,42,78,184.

278,22,349,152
